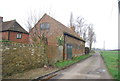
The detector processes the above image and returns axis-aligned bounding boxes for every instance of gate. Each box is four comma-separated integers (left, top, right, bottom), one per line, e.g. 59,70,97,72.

67,44,72,59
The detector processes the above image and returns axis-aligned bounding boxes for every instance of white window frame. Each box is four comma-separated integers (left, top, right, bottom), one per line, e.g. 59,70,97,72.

16,33,22,39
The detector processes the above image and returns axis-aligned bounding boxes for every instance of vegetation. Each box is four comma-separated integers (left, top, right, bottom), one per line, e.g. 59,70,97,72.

0,40,11,42
101,51,119,80
55,54,91,68
56,35,64,46
69,13,96,52
2,42,48,77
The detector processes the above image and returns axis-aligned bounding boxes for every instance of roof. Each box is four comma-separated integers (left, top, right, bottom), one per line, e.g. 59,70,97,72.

64,32,85,42
1,20,28,34
43,14,85,42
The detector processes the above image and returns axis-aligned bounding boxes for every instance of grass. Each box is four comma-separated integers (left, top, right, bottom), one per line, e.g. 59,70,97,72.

55,54,91,68
0,40,11,42
101,51,119,80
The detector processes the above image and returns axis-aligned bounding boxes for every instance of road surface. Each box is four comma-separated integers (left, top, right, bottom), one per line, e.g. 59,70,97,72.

50,52,113,79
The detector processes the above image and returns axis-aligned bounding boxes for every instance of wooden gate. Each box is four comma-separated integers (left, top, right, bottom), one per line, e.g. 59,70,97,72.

67,44,72,59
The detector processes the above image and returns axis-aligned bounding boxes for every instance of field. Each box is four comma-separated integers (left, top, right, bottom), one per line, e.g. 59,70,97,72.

101,51,119,80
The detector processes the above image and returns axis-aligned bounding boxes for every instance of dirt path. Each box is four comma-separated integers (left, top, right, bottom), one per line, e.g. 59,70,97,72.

51,52,113,79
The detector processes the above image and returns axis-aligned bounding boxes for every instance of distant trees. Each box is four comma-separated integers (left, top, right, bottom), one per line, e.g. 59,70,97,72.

75,16,88,41
87,24,96,51
69,13,96,51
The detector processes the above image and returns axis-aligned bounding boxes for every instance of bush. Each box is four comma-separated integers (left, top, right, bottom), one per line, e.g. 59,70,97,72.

0,40,11,42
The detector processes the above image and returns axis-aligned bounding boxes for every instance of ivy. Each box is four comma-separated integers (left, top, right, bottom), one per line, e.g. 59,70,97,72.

57,35,64,46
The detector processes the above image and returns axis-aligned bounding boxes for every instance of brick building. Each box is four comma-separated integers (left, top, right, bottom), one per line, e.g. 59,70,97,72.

0,17,29,43
30,14,85,60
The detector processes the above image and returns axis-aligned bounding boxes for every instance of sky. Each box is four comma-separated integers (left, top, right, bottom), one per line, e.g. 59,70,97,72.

0,0,118,50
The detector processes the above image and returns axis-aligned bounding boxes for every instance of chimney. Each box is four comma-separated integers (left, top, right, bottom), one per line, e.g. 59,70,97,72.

70,26,75,32
0,16,3,23
0,16,3,31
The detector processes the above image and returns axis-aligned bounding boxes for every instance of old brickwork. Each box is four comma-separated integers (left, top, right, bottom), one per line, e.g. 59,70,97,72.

0,19,29,43
30,14,85,60
9,32,29,43
65,35,85,58
0,32,8,40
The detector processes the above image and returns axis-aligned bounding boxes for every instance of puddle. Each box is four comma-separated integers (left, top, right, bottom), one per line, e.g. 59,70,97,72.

87,68,106,74
95,68,106,73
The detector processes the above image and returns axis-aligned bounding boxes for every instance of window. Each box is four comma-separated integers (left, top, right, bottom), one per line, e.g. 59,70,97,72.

40,23,50,30
16,33,22,39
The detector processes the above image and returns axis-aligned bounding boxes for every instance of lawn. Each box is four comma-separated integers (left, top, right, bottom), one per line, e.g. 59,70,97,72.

101,51,119,80
55,54,91,68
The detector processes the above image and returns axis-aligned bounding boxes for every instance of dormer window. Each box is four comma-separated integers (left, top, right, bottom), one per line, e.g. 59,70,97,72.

40,23,50,30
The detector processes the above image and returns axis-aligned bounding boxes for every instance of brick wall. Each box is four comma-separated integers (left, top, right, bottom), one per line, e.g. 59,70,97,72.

30,14,65,45
1,31,29,43
9,32,29,43
0,32,8,40
65,35,85,59
30,14,85,60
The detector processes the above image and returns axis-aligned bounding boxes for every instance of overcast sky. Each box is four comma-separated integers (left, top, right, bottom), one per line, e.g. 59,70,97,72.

0,0,118,49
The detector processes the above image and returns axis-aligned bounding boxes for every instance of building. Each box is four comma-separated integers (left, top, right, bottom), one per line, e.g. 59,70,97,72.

30,14,85,60
0,17,29,43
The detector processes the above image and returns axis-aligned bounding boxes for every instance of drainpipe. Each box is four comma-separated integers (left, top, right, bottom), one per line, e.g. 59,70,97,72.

63,34,66,60
8,31,10,40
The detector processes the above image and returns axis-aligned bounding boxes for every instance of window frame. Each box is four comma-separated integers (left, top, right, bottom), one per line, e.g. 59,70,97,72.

40,23,50,30
16,33,22,39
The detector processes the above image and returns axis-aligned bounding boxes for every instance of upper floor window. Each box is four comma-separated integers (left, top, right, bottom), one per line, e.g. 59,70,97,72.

16,33,22,39
40,23,50,30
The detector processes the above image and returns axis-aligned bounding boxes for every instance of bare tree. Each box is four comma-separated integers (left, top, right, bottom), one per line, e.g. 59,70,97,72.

82,24,88,41
69,14,96,50
73,16,88,42
26,10,41,32
75,17,86,36
26,10,48,44
87,24,96,51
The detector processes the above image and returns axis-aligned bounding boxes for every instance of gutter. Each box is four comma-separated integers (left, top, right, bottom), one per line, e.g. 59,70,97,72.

63,32,85,43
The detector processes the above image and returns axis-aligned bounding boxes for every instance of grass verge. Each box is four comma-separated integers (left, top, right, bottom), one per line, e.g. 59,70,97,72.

101,51,119,80
55,54,91,68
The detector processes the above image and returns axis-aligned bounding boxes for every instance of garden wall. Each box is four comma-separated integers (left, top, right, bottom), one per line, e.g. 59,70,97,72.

0,42,63,77
46,45,63,65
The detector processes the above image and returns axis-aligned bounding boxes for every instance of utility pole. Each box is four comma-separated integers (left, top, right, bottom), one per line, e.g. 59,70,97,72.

103,40,105,51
